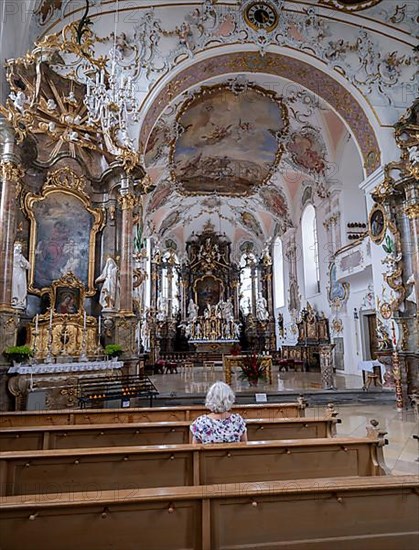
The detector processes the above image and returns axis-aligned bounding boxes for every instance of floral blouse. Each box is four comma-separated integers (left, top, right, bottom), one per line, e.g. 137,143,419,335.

190,414,247,444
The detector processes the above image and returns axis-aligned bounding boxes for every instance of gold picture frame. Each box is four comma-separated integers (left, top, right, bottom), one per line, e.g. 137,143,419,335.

24,167,104,295
368,203,386,245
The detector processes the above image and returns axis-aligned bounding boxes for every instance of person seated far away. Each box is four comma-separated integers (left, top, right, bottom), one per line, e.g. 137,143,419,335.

190,381,247,444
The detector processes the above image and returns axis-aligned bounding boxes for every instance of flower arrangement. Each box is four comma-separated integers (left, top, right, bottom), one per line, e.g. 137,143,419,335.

4,345,34,364
230,343,241,356
239,353,267,385
104,344,123,358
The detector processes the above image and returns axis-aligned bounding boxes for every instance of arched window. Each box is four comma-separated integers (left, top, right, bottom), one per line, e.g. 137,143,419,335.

239,253,256,315
301,204,320,296
273,237,285,308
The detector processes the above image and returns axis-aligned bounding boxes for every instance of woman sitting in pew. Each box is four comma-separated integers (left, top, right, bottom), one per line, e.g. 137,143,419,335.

190,381,247,444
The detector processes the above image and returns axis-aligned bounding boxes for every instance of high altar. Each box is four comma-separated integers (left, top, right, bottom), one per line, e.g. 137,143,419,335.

152,221,276,355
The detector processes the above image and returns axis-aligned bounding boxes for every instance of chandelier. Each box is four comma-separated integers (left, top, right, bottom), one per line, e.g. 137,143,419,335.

83,59,140,150
81,0,141,152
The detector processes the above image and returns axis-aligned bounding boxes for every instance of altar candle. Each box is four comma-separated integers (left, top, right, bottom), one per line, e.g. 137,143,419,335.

49,307,53,328
98,315,102,335
35,314,39,332
84,311,87,330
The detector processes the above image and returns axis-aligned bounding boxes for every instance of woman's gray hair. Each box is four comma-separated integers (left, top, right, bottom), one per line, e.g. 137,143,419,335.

205,381,236,413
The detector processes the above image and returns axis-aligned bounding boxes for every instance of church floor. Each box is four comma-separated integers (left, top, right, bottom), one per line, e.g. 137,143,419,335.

148,367,418,476
149,365,388,394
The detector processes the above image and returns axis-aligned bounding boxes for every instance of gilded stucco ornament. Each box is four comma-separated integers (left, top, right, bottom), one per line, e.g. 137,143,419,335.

0,161,25,197
0,20,144,173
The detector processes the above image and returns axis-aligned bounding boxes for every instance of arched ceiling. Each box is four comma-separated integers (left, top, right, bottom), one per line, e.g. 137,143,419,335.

2,0,417,253
142,70,350,254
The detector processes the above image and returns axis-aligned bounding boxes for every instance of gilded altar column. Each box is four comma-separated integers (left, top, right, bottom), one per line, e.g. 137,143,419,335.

118,181,136,314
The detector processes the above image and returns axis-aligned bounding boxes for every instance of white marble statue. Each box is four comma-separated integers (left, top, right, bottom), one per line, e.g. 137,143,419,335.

408,145,419,166
95,257,120,311
224,298,234,322
256,293,269,322
11,242,31,310
406,274,417,305
187,298,199,322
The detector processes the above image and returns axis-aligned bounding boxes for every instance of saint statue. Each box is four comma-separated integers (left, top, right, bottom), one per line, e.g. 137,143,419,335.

187,298,199,322
256,293,269,322
11,242,31,310
95,257,120,311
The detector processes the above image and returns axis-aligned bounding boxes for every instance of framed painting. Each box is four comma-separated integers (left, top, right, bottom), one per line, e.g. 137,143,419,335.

55,286,81,314
25,168,104,294
194,275,224,314
368,203,386,245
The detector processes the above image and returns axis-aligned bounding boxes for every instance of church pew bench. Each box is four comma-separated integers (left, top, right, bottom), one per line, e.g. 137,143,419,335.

0,416,340,451
0,476,417,550
0,436,388,496
0,400,307,427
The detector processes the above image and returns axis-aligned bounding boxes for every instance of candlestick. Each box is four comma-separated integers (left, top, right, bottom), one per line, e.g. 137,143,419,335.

98,315,102,335
49,307,53,328
35,314,39,332
83,311,87,330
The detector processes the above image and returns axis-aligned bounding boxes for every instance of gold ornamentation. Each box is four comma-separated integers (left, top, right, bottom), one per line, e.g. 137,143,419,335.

331,318,343,333
399,320,409,352
379,302,392,320
319,0,382,12
118,193,137,210
0,161,25,183
44,167,87,193
405,204,419,219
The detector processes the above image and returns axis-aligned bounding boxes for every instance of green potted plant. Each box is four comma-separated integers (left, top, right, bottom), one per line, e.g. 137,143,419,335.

239,352,267,387
104,344,123,360
4,345,34,366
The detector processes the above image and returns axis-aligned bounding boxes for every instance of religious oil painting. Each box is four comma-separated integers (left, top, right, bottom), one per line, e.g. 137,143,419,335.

287,131,326,175
55,287,80,315
32,192,93,288
195,276,224,313
259,186,288,217
172,85,288,195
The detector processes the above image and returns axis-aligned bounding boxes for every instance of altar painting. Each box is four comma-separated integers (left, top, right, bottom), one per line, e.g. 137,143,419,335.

32,192,93,288
195,276,224,314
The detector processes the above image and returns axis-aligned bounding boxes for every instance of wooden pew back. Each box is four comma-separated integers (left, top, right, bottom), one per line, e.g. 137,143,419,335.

0,416,339,451
0,437,387,497
0,401,306,428
0,476,417,550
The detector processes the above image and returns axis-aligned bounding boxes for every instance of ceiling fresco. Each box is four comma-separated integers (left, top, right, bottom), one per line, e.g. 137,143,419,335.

170,85,288,196
141,72,356,249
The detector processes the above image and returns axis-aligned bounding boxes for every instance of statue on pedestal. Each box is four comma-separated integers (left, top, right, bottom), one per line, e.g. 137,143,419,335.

256,293,269,322
187,298,198,322
95,257,120,311
11,242,31,310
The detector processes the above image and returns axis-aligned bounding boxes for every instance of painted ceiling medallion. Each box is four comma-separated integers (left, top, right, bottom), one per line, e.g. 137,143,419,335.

319,0,383,11
170,84,289,196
